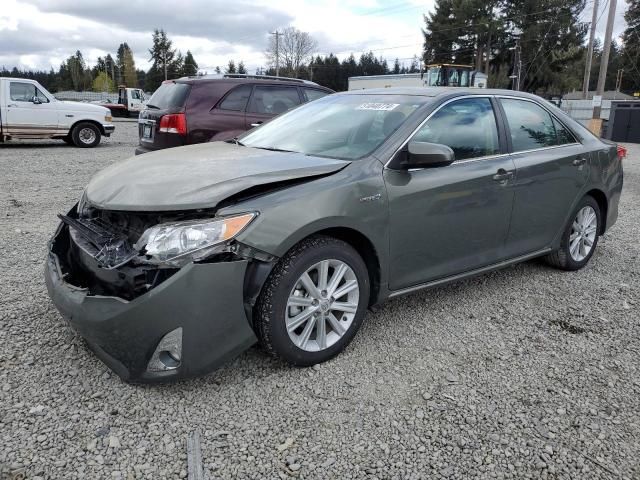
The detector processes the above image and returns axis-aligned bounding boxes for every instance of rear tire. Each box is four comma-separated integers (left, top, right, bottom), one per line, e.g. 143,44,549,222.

71,122,101,148
255,236,370,366
545,195,601,271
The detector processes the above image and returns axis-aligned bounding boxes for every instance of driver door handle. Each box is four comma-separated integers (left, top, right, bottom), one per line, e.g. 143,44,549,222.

492,169,514,183
250,121,263,127
573,157,587,166
7,104,17,108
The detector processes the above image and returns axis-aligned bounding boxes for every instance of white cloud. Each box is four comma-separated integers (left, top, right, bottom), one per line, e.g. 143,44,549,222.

0,0,629,73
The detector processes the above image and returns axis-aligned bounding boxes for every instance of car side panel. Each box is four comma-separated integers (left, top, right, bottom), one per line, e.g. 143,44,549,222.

503,144,590,257
185,82,230,144
220,158,390,294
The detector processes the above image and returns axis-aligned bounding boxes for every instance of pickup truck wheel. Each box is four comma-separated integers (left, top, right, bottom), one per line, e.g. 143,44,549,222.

255,236,370,367
71,122,101,148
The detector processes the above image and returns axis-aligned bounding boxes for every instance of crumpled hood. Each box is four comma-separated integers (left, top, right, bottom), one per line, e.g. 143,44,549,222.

85,142,350,211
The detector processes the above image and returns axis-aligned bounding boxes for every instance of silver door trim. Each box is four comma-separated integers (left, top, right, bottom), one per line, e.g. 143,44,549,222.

388,247,552,298
385,94,584,169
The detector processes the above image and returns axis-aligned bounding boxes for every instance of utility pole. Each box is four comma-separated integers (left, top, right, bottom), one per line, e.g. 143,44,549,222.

582,0,600,99
270,30,281,76
509,38,521,91
485,25,492,82
615,68,624,95
591,0,617,133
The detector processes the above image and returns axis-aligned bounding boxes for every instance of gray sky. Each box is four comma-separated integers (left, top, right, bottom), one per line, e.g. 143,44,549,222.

0,0,630,74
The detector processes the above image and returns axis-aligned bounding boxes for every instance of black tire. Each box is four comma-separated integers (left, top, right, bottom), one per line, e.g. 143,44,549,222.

255,235,370,366
545,195,601,271
71,122,101,148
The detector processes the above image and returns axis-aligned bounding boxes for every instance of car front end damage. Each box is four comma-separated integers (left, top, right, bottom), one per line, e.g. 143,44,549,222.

44,203,275,383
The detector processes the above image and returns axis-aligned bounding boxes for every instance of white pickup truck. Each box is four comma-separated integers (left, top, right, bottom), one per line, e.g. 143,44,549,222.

0,77,115,147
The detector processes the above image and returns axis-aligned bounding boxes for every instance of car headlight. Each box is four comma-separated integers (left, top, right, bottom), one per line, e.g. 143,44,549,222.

105,115,113,122
135,213,256,265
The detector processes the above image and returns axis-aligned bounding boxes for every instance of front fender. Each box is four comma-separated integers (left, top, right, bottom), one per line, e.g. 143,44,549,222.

220,158,390,291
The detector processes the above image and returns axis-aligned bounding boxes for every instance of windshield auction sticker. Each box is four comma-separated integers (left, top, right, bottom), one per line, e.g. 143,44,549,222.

355,103,400,111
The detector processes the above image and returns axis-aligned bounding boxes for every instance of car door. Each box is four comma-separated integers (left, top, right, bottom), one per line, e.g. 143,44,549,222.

384,96,516,291
245,85,303,129
497,97,590,257
204,84,252,142
5,81,59,136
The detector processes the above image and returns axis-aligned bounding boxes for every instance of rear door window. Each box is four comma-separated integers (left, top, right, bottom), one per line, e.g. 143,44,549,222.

218,84,252,111
552,117,577,145
248,86,301,115
500,98,559,151
302,88,329,102
146,82,191,109
412,97,500,161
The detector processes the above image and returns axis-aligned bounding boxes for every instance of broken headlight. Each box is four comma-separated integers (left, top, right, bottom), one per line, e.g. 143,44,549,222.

134,213,256,265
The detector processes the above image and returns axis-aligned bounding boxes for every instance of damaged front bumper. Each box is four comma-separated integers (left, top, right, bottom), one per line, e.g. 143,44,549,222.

44,222,259,383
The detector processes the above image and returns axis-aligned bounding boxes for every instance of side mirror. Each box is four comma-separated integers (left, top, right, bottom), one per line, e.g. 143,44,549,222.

31,96,42,105
402,141,455,169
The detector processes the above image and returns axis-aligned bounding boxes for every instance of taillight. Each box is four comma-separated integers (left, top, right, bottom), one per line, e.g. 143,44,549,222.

159,113,187,135
617,145,627,160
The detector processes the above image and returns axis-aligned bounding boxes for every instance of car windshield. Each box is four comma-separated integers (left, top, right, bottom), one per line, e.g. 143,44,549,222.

240,94,428,160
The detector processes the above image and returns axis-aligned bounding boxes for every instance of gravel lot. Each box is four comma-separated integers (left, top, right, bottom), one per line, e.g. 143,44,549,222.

1,122,638,480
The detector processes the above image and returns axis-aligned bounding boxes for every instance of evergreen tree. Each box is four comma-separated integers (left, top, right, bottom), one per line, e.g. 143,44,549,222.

116,43,137,87
238,61,247,74
226,60,236,73
146,29,177,91
393,58,401,74
502,0,586,93
183,50,198,76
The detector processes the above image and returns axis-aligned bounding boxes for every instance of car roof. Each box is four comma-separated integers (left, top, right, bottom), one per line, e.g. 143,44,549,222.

174,75,331,91
341,87,545,101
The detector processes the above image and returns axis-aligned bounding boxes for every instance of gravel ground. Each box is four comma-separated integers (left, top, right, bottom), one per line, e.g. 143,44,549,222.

0,123,638,480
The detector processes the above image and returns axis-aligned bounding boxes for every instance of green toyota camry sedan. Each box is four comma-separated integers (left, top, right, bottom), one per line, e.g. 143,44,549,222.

45,88,624,382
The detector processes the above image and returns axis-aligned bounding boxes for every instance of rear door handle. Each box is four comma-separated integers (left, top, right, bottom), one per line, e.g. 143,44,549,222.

250,121,263,127
573,157,587,166
7,103,17,108
492,169,514,182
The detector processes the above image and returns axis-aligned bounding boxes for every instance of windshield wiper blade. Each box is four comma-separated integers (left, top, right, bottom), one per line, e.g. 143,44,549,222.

225,137,245,146
145,104,160,109
254,146,295,153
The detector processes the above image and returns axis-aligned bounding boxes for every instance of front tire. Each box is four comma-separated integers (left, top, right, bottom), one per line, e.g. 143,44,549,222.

71,122,101,148
255,236,370,366
545,195,601,271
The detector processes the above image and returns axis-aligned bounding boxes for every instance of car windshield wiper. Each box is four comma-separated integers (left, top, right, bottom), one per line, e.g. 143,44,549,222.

225,137,245,146
145,104,160,109
253,146,296,153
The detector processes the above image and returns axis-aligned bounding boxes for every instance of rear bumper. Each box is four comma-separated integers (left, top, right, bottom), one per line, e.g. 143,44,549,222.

135,145,152,155
44,224,258,383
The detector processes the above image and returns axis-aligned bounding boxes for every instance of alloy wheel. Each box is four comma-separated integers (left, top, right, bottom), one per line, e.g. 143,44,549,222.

569,205,597,262
286,259,360,352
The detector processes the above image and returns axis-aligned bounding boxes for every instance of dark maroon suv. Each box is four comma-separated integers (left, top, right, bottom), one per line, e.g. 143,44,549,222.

135,74,333,155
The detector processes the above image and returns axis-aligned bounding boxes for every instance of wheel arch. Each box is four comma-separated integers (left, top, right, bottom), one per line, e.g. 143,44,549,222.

293,226,382,307
584,188,608,234
70,119,106,136
243,225,383,311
